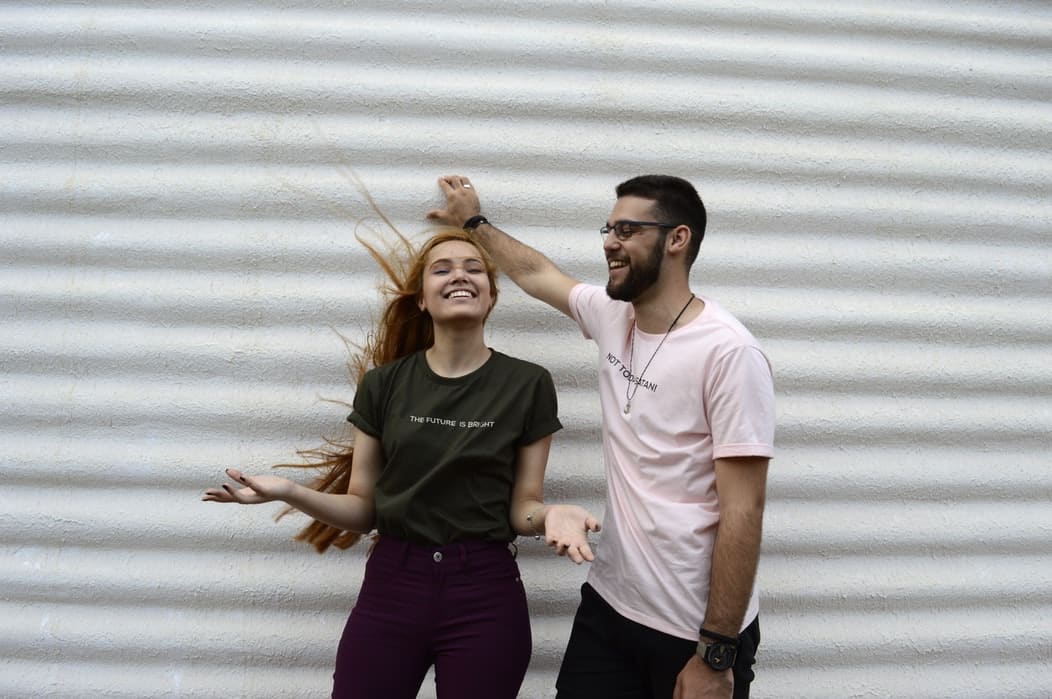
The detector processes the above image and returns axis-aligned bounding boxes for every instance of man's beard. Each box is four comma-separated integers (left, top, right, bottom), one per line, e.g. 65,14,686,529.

606,242,664,302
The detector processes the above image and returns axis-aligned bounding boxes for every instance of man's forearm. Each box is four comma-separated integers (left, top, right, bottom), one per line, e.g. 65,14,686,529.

702,502,764,637
471,221,562,295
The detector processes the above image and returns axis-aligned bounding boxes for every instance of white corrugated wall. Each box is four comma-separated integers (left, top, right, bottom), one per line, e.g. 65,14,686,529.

2,2,1050,697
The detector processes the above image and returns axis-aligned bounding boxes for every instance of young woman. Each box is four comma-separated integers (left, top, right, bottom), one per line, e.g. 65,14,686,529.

204,227,600,699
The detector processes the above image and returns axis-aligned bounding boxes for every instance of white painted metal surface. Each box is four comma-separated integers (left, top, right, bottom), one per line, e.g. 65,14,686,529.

2,2,1050,697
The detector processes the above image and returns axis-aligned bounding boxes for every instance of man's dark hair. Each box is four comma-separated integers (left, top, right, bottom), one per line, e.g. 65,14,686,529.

615,175,706,268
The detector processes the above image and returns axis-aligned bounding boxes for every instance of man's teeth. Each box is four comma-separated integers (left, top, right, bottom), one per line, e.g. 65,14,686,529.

609,260,627,269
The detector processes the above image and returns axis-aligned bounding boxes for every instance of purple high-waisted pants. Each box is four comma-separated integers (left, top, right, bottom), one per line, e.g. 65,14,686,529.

331,536,531,698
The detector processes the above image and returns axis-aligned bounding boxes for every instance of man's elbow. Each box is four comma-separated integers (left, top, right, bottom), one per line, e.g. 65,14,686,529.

721,492,766,525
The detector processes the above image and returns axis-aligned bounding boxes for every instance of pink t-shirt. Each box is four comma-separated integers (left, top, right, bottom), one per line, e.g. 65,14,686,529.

568,283,776,640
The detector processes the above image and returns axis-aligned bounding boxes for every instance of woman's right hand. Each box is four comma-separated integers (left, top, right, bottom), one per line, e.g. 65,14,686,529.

201,468,296,505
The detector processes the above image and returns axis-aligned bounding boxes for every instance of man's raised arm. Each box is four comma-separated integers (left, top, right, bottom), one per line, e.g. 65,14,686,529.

426,175,578,318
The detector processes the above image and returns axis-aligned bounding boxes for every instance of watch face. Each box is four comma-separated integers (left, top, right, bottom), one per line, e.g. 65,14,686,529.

705,642,737,671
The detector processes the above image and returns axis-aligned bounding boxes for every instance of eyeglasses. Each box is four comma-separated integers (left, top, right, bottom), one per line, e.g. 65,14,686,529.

599,220,677,241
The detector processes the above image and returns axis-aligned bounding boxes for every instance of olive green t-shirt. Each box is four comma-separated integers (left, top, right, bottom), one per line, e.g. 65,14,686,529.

348,349,562,545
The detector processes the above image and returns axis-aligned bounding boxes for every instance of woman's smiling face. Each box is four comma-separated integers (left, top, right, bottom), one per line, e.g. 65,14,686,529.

418,239,496,324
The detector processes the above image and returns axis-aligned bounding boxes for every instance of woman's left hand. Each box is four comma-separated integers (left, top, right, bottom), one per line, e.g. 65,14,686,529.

542,504,601,564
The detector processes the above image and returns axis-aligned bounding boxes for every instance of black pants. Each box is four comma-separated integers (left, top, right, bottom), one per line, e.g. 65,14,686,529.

556,583,760,699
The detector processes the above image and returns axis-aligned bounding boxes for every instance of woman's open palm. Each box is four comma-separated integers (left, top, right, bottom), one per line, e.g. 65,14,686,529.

202,468,294,505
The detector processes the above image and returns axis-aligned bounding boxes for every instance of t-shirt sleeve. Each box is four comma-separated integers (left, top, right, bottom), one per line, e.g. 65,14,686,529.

518,368,564,446
707,346,776,459
568,283,601,340
346,368,382,438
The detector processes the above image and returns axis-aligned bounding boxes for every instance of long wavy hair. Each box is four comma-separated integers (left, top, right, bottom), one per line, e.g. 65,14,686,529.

275,226,500,552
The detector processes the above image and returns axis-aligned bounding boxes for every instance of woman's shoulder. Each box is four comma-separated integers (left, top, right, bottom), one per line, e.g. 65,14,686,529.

362,350,423,383
489,350,553,379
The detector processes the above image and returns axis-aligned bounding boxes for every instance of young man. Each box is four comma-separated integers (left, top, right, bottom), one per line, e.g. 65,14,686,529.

427,174,775,699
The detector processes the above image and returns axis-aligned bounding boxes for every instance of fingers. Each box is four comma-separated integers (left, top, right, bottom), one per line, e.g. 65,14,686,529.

553,541,574,561
226,468,259,494
561,544,583,564
435,175,479,203
576,542,596,562
201,488,232,503
437,174,474,191
225,467,248,484
549,539,595,564
201,484,241,503
428,175,479,226
563,542,595,564
202,469,255,504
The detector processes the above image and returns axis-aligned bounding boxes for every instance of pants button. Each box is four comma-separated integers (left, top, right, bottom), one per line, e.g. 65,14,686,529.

433,551,443,563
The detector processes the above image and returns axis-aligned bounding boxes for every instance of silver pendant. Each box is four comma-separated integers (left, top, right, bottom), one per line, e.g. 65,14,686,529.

624,403,630,414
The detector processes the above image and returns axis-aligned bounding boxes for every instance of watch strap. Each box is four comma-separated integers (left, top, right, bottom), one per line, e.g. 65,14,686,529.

698,627,739,646
462,214,489,230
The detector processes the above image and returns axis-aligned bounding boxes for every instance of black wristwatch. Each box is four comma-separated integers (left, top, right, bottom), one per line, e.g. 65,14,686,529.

462,214,489,231
697,628,738,671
